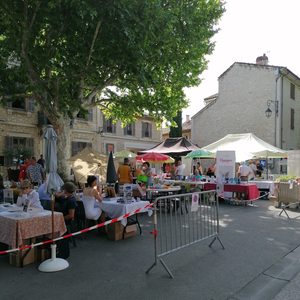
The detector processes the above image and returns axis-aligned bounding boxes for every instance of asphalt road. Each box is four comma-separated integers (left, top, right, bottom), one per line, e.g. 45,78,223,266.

1,200,300,300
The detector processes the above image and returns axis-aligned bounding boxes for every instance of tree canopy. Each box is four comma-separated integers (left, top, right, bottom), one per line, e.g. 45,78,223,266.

0,0,224,124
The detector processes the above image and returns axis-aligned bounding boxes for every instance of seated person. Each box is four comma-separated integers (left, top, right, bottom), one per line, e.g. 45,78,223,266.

55,182,77,225
38,181,51,209
16,179,43,210
82,175,103,221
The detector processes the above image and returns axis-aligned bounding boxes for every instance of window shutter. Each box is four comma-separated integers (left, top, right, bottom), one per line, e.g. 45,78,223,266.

27,98,35,112
88,109,93,121
26,138,34,149
72,142,79,156
5,136,13,149
103,118,107,133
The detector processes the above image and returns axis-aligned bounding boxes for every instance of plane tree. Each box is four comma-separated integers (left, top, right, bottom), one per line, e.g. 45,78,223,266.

0,0,224,178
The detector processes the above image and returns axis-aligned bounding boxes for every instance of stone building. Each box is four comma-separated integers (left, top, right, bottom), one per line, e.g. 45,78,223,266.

0,101,161,178
191,56,300,153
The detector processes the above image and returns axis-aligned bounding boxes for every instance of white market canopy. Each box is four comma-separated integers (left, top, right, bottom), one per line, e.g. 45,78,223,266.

68,147,108,185
202,133,287,162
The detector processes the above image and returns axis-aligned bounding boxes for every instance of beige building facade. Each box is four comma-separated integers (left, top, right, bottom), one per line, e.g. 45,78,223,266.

191,61,300,153
0,102,161,178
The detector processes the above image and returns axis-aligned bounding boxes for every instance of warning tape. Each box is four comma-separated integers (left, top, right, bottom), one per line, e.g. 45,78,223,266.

0,202,154,256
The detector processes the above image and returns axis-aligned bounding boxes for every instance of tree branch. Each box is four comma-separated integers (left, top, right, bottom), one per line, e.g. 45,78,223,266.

85,20,102,69
29,1,41,30
21,1,55,109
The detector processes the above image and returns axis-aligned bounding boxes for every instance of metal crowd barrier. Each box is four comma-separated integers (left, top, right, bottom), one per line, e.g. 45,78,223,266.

146,190,224,278
278,182,300,219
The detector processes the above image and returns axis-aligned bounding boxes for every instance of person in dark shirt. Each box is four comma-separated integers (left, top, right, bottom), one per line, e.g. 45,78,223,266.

55,182,77,225
37,154,45,168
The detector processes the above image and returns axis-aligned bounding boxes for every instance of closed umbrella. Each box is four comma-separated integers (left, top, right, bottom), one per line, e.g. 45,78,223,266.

43,125,64,194
106,151,118,195
106,151,118,183
38,125,68,272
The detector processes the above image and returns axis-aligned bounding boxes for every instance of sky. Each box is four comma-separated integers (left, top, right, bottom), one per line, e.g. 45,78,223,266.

183,0,300,119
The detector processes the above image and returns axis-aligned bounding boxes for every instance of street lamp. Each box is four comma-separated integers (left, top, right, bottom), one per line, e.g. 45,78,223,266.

265,100,278,118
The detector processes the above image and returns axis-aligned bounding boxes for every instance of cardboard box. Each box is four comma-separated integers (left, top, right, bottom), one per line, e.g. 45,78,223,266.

9,247,37,267
36,247,50,262
106,222,137,241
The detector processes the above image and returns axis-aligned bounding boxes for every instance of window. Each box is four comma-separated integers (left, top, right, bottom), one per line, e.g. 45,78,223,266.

7,98,35,112
7,99,25,110
4,136,34,166
124,124,135,136
103,118,116,134
291,108,295,130
142,122,152,138
76,108,93,121
105,143,114,154
71,141,92,156
290,83,295,100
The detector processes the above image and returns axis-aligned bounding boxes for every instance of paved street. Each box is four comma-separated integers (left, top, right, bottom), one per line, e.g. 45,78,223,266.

1,200,300,300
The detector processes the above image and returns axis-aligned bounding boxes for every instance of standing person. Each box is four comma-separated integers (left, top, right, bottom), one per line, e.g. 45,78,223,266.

256,160,263,177
142,161,152,187
196,162,203,175
16,179,43,210
248,160,257,180
117,158,133,184
26,157,45,186
37,154,45,168
18,158,30,181
175,160,186,180
206,160,216,177
237,162,252,182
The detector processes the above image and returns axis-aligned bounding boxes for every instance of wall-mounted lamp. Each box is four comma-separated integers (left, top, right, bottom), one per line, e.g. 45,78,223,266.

265,100,279,118
97,127,104,136
70,119,74,128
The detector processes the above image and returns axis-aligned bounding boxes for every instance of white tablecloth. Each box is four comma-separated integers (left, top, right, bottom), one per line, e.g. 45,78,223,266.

100,198,152,226
251,181,275,195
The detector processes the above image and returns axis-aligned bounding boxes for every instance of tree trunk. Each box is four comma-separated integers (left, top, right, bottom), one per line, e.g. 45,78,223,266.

51,116,72,182
169,110,182,137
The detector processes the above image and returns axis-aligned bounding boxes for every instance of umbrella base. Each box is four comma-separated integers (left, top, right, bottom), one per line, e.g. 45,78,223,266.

38,244,69,272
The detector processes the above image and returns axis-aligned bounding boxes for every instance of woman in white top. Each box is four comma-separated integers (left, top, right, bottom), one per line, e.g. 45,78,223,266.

82,175,103,220
17,179,43,210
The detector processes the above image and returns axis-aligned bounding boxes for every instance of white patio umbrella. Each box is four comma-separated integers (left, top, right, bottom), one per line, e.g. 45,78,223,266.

38,125,68,272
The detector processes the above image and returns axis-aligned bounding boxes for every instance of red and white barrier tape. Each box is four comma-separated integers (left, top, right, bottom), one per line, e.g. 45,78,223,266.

0,202,154,256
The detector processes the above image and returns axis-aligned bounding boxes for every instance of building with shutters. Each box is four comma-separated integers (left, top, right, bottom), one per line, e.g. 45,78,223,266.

0,100,161,178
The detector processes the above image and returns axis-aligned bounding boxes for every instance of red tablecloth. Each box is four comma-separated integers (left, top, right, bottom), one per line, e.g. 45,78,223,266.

203,183,260,200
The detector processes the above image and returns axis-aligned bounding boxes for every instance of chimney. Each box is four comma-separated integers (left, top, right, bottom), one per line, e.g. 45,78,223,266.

256,53,268,65
185,115,190,122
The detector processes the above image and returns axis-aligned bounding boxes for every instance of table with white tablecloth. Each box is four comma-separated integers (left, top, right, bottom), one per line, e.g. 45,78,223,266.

251,180,275,196
0,204,66,248
99,198,152,226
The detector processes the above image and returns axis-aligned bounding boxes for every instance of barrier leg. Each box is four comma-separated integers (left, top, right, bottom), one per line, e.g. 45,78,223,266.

279,206,291,220
208,235,225,250
145,261,157,274
160,258,174,279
